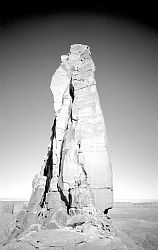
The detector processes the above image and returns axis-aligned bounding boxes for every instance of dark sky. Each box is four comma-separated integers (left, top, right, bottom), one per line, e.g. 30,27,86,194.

1,5,158,200
2,4,158,31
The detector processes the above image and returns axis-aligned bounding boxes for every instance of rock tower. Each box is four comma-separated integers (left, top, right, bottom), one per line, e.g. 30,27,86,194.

3,45,143,250
10,44,113,237
40,43,113,216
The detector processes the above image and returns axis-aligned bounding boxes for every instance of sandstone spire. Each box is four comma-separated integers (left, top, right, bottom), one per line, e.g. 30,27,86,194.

8,44,113,238
3,45,143,250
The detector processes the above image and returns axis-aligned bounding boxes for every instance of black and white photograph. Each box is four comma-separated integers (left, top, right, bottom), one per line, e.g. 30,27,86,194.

1,4,158,249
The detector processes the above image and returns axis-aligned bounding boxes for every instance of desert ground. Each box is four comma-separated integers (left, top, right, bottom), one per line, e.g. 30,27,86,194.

0,200,158,249
109,201,158,250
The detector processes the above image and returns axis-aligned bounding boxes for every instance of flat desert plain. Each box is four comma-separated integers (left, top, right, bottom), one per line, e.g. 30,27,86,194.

0,200,158,249
109,201,158,250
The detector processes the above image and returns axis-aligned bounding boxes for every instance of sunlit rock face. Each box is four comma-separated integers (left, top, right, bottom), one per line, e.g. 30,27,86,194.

50,44,113,212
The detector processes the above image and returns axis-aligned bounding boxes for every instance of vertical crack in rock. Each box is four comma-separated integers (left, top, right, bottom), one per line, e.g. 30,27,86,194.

8,44,113,240
40,118,56,207
40,147,53,208
69,78,75,102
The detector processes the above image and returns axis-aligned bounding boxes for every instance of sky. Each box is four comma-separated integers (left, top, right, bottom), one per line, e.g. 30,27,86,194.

1,7,158,201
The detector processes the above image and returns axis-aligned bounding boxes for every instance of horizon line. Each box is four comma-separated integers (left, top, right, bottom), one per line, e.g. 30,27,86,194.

1,198,158,203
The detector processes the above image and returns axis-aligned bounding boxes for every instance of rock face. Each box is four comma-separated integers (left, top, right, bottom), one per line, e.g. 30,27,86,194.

50,44,113,211
30,43,113,223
